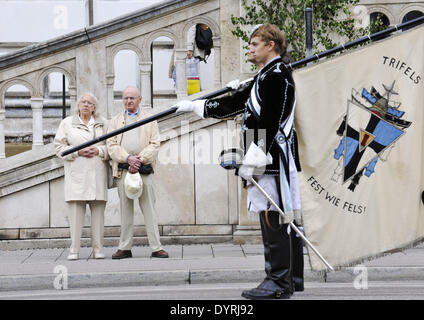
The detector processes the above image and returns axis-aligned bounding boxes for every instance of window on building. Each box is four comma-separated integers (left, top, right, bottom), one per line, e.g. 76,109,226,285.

113,49,139,98
370,12,390,28
369,12,390,39
402,10,424,31
151,36,176,103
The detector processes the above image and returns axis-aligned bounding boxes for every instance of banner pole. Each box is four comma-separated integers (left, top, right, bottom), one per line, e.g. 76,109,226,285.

61,78,254,157
289,15,424,69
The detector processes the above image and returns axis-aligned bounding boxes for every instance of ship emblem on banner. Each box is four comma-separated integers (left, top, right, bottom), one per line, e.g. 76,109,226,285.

332,81,411,191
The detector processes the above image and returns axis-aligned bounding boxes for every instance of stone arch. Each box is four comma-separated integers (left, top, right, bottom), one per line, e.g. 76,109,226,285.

367,6,395,26
37,65,76,95
143,28,179,61
179,16,221,92
181,16,220,45
0,78,35,110
107,41,143,75
106,41,144,115
143,28,178,101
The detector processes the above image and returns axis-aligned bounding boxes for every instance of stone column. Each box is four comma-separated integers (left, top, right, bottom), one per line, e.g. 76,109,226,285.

213,38,221,88
219,0,242,85
106,74,115,119
139,61,152,109
175,49,187,99
0,109,5,159
31,97,44,149
68,85,77,115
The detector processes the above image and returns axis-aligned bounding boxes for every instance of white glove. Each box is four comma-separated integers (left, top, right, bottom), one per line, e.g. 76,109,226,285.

238,165,254,181
226,79,241,90
175,99,206,118
242,142,273,167
237,142,273,180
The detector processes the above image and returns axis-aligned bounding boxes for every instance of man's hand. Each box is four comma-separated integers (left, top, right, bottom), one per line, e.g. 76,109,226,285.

127,155,142,172
237,165,254,181
128,166,139,174
78,146,99,158
175,99,206,118
226,79,241,90
236,142,273,180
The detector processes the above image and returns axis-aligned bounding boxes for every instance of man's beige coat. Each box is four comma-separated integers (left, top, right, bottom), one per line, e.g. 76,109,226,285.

106,110,160,178
54,115,109,201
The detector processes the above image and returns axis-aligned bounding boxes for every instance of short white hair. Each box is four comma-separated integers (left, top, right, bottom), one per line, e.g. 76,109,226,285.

79,92,98,105
77,92,99,116
123,86,141,97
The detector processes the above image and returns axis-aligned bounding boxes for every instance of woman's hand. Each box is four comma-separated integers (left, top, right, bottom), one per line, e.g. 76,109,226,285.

78,146,99,158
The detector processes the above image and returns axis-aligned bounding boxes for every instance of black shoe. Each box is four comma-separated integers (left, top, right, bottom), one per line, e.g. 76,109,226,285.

294,282,304,292
241,287,291,300
151,250,169,258
112,249,132,259
293,275,304,292
241,279,292,300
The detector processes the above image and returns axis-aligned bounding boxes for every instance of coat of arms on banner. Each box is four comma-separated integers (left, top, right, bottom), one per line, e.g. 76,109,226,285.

331,81,411,192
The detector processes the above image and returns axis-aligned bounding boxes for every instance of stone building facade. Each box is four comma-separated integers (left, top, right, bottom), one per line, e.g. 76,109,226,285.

0,0,423,249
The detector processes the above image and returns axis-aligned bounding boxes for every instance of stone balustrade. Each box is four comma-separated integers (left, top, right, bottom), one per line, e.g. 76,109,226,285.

0,0,222,157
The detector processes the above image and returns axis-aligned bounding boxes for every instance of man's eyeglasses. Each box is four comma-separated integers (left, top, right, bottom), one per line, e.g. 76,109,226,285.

123,96,140,101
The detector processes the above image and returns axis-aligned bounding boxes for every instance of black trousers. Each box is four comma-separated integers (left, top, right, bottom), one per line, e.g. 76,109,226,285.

259,210,304,292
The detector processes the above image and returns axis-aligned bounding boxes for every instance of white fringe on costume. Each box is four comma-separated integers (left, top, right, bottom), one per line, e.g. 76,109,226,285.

246,174,302,225
247,175,280,222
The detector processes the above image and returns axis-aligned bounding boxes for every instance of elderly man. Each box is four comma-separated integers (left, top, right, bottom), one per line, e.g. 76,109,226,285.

107,86,168,259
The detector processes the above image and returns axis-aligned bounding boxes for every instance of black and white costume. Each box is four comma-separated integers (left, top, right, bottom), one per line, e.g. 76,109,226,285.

204,56,304,298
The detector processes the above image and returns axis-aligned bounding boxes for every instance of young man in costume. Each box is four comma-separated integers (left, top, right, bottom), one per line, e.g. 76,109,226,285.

175,24,304,300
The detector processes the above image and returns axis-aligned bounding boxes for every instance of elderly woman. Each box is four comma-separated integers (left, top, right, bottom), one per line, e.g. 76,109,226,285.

54,93,109,260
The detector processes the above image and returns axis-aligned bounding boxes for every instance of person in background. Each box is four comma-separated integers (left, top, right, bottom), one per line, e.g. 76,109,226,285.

54,93,109,261
169,49,177,89
168,49,201,95
106,86,168,259
187,23,212,62
185,49,200,95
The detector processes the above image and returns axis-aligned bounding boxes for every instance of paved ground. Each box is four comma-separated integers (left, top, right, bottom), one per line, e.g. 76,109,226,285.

1,243,424,292
2,281,424,300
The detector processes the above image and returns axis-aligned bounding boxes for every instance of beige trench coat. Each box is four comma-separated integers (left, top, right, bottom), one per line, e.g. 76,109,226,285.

54,115,110,202
106,110,160,179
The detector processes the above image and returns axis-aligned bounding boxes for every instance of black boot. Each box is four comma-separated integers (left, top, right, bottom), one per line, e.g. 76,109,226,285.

291,223,304,292
242,211,293,300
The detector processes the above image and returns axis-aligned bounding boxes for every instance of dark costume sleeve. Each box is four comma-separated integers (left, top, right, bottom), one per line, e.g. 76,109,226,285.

204,81,253,119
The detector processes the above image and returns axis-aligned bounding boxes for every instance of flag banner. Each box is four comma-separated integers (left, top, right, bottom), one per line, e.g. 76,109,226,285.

293,25,424,271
